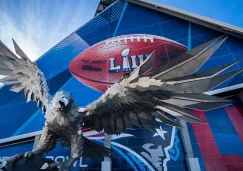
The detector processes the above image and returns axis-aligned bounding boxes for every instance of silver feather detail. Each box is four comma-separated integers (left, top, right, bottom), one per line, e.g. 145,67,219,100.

82,36,241,133
0,39,51,114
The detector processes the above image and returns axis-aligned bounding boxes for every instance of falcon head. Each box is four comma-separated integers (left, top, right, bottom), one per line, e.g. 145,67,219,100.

55,91,74,112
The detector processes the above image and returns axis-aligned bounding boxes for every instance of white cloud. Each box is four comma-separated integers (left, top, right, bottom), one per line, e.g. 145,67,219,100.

0,1,98,61
0,14,42,61
0,0,99,87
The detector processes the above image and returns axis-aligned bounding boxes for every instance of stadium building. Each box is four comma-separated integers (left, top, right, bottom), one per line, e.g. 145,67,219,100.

1,0,243,170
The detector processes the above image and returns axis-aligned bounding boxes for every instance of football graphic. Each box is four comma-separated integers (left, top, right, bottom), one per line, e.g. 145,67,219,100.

69,34,187,92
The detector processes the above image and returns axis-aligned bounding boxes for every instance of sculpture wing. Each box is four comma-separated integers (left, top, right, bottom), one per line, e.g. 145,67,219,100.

81,36,241,134
0,39,51,114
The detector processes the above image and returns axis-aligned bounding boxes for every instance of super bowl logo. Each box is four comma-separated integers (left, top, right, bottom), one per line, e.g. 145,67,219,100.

109,48,149,73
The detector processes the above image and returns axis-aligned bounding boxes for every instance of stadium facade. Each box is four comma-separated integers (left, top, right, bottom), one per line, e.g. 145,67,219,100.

1,0,243,170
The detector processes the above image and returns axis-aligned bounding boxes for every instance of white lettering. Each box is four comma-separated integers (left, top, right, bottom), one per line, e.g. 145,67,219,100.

121,49,131,69
138,55,144,64
79,157,87,167
0,156,88,168
55,156,65,163
109,48,150,72
130,56,137,68
47,156,87,168
46,156,54,160
109,58,121,70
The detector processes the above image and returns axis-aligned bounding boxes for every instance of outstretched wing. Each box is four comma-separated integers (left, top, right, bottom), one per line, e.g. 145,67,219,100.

0,39,51,113
81,36,241,134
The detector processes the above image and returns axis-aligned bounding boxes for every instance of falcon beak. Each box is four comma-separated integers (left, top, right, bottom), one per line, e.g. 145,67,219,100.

0,159,7,168
59,98,69,107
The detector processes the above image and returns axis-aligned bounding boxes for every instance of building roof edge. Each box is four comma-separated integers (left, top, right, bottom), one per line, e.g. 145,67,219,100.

128,0,243,39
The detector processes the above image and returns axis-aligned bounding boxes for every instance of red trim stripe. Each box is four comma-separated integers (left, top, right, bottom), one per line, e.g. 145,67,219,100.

82,128,93,133
226,107,243,142
191,109,243,171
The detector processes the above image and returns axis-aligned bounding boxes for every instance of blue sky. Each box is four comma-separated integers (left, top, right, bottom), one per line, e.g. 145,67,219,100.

0,0,242,61
156,0,243,28
0,0,99,61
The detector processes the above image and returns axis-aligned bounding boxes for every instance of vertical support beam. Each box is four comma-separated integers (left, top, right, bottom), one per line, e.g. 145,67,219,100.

179,120,201,171
178,22,201,171
179,120,194,157
32,135,41,150
101,133,112,171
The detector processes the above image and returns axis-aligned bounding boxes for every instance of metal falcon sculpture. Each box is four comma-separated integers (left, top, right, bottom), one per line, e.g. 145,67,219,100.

0,35,241,170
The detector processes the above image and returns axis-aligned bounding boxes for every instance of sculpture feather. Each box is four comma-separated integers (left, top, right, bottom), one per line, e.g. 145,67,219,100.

0,36,241,170
82,36,240,134
0,39,50,113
